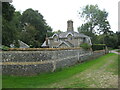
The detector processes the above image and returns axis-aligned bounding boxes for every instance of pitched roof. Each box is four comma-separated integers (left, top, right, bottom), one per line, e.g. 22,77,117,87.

50,31,89,39
41,40,50,47
18,40,29,48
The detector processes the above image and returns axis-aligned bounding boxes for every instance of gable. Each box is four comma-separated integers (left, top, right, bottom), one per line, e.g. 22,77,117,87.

66,32,73,37
57,41,74,48
59,43,69,48
52,33,58,38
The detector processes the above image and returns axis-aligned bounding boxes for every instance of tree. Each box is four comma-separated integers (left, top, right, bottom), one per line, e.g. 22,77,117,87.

20,24,37,48
20,8,53,47
11,11,22,47
78,22,98,44
46,26,54,37
2,2,15,21
97,33,118,49
79,5,111,34
2,2,18,47
78,4,112,45
116,31,120,48
53,30,63,34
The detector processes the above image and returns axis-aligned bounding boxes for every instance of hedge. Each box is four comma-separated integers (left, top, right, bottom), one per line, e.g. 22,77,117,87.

0,45,9,51
92,44,106,51
80,43,91,50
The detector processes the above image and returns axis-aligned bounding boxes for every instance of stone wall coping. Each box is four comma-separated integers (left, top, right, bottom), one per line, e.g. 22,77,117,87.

93,50,105,52
2,47,82,51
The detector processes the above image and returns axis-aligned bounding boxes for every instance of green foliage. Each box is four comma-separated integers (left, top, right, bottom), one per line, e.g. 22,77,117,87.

2,2,21,47
97,32,119,49
2,2,15,21
53,30,63,34
78,4,119,49
78,4,113,45
78,23,98,44
80,43,91,50
2,2,16,47
117,49,120,52
116,31,120,48
0,45,9,51
46,26,54,37
92,44,106,51
20,8,53,47
20,24,38,48
79,4,111,35
2,5,53,48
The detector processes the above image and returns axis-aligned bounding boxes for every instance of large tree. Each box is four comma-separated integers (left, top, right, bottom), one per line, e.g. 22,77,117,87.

20,8,52,47
2,2,18,47
78,4,112,45
78,22,98,44
20,24,37,48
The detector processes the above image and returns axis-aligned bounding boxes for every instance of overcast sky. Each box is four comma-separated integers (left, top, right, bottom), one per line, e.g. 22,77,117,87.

12,0,119,32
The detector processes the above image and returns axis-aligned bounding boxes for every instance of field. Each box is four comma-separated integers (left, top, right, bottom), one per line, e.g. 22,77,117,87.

2,53,118,88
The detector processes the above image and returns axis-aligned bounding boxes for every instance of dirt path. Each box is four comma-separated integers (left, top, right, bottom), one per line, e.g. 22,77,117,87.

110,49,120,55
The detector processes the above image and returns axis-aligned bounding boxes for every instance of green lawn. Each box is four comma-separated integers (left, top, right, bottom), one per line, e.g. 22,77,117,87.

2,53,118,88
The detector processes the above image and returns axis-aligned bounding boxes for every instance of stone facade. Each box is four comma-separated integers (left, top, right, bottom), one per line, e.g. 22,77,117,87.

42,20,92,48
1,49,106,76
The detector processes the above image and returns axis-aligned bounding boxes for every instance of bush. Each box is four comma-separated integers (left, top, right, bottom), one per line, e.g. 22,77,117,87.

0,45,9,51
92,44,106,51
80,43,91,50
117,49,120,52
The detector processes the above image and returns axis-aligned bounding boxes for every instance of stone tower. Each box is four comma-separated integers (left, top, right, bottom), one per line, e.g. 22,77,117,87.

67,20,74,32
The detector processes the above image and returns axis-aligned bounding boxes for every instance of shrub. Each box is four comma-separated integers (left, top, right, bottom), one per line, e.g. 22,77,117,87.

92,44,106,51
80,43,91,50
117,49,120,52
0,45,9,51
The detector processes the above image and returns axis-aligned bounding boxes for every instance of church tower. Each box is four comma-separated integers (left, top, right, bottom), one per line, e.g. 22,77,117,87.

67,20,74,32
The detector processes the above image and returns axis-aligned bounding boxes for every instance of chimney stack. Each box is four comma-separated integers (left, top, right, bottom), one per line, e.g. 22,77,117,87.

67,20,74,32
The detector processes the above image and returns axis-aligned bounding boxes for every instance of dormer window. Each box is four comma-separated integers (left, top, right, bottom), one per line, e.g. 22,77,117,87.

52,33,59,41
67,34,72,40
83,37,86,43
54,35,58,41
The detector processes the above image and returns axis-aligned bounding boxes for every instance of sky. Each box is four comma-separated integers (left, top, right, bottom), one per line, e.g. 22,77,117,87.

11,0,119,32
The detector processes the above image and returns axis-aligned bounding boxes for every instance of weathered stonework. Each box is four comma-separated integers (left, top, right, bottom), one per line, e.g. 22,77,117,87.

1,49,106,76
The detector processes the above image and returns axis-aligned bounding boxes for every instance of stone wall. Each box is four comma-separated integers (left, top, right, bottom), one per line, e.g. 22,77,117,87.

1,49,106,76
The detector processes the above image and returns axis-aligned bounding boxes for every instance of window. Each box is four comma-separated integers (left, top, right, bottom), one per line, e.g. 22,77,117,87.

83,37,86,43
67,34,72,40
54,35,58,41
